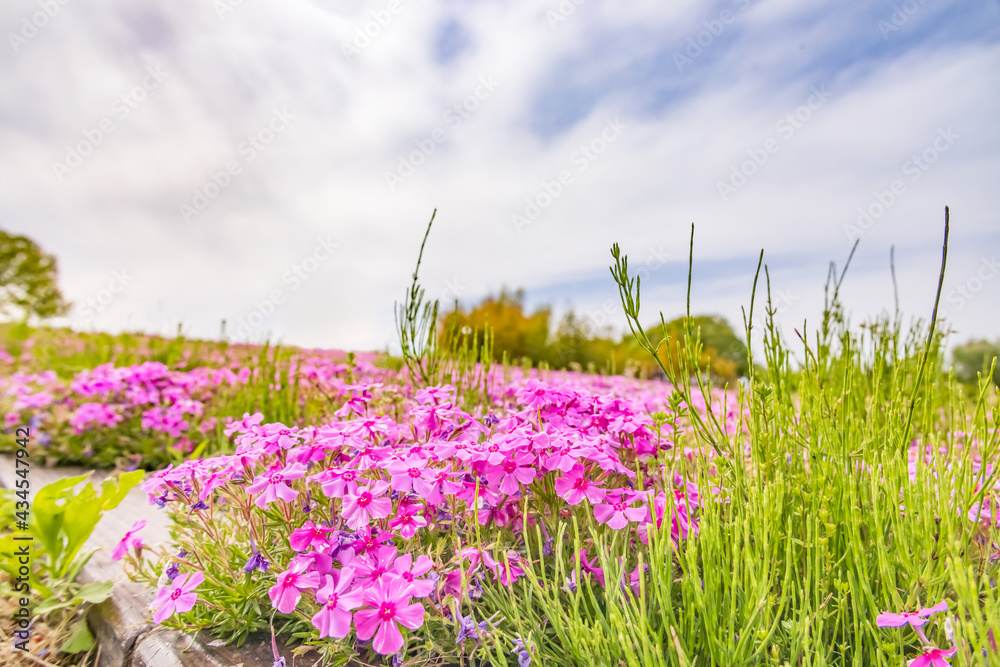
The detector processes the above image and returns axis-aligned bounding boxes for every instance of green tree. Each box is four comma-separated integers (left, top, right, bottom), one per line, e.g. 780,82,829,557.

951,338,1000,386
0,229,69,321
441,288,550,365
634,314,750,383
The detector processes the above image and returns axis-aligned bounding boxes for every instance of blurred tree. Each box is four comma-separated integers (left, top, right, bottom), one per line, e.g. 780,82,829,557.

441,288,550,365
0,229,69,321
951,339,1000,386
443,289,747,381
627,315,749,383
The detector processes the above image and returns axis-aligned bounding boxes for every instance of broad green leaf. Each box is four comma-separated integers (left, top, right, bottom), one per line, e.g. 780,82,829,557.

30,473,91,560
99,470,144,511
58,471,143,579
59,619,95,654
35,597,72,615
72,581,113,605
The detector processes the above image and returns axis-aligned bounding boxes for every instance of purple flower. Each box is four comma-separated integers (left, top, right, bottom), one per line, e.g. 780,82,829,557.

164,562,179,582
244,539,270,574
512,636,531,667
455,613,480,644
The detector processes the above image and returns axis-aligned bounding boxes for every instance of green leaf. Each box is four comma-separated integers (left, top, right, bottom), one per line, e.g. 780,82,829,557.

59,619,95,654
30,473,92,562
34,597,73,615
73,581,113,605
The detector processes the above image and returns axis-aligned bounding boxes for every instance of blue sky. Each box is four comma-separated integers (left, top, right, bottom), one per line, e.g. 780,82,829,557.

1,0,998,352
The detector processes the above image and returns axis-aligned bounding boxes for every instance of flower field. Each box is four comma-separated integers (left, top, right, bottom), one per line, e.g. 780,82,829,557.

2,229,999,667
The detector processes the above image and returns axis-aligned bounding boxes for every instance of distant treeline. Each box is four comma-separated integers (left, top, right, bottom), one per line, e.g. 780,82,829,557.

439,288,751,382
440,288,1000,386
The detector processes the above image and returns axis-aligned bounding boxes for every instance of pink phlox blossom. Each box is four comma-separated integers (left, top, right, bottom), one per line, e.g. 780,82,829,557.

575,549,606,588
353,545,398,587
484,453,536,495
268,561,322,614
391,553,435,597
69,403,123,433
290,521,334,552
908,646,956,667
594,492,648,530
311,465,362,499
354,574,426,655
414,384,456,405
311,567,364,639
876,601,949,628
150,571,203,623
112,520,146,561
342,481,392,529
554,465,607,505
246,462,306,508
386,457,430,493
388,505,429,539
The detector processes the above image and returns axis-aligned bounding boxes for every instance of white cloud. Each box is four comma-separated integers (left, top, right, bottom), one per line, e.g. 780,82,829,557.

1,0,997,352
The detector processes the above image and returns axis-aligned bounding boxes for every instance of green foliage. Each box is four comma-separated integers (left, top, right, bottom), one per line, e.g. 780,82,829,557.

395,210,444,385
638,314,750,382
479,210,1000,666
442,288,551,366
0,471,142,655
441,287,747,381
0,228,69,321
952,338,1000,387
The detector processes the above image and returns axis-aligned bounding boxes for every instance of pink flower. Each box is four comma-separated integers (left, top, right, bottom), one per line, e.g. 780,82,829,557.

554,465,606,505
575,549,606,588
388,507,428,539
353,546,398,587
311,568,364,639
391,553,435,598
150,572,203,623
876,601,949,629
354,575,426,655
289,521,333,552
386,457,429,493
342,481,392,530
593,494,647,530
908,646,956,667
412,465,464,504
246,462,306,508
485,453,536,495
268,563,322,613
112,520,146,561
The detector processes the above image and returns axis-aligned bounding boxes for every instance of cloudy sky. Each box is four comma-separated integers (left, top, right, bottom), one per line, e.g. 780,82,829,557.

2,0,998,353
